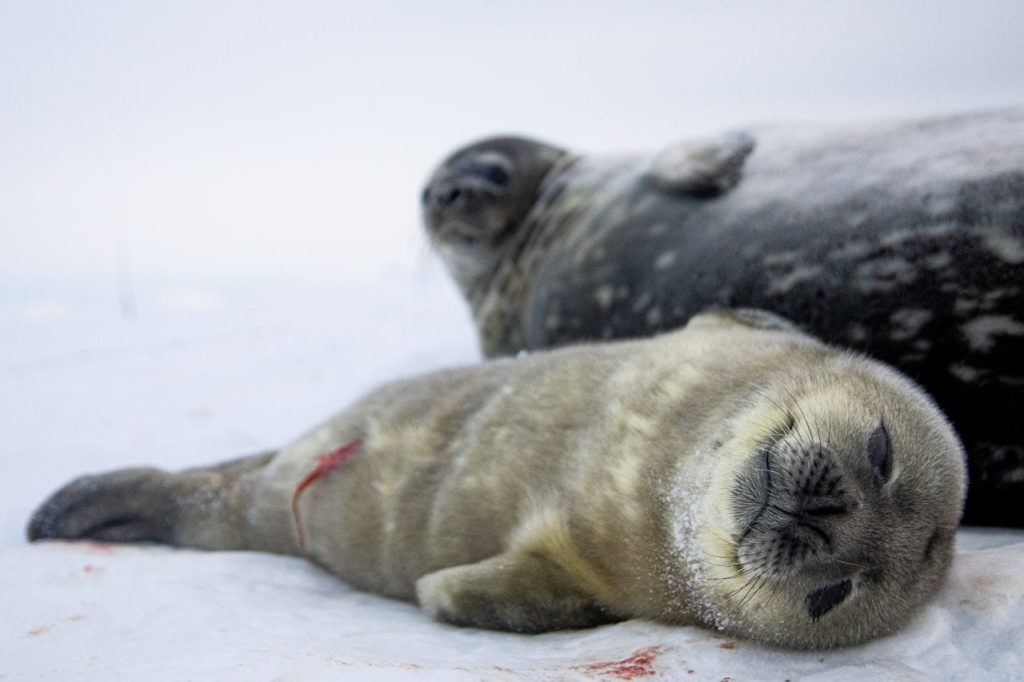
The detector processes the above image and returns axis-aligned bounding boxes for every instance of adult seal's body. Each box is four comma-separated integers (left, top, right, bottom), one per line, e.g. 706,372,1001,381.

422,109,1024,526
30,310,965,649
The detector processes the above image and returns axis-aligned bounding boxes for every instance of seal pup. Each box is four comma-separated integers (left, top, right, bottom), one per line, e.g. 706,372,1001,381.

422,109,1024,526
28,310,966,648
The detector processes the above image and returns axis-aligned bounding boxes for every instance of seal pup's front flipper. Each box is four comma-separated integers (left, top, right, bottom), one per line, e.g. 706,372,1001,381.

415,551,617,633
642,130,755,198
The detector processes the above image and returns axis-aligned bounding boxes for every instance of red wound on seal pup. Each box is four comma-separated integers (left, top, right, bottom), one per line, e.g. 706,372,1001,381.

291,439,364,554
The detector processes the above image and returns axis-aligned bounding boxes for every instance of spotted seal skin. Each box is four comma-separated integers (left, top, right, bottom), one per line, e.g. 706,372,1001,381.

422,109,1024,526
28,310,964,648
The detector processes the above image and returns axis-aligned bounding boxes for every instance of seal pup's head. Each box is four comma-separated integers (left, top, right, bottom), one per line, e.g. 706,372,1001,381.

421,136,568,297
677,358,966,648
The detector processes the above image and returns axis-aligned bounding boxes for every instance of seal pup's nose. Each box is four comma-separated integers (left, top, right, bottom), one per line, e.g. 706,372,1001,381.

735,437,861,574
776,489,851,555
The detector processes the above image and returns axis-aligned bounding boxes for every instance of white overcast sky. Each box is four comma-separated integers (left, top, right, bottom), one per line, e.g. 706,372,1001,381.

1,0,1023,285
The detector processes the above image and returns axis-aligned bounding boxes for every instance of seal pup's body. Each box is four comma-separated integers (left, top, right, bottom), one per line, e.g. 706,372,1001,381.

422,109,1024,526
29,310,965,648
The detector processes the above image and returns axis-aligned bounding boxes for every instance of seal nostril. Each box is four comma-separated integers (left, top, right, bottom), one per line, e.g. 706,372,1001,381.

802,503,848,517
440,187,462,207
796,518,832,550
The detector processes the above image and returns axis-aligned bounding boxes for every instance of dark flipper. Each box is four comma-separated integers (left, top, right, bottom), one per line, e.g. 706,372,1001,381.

643,130,755,197
28,468,179,543
27,451,278,551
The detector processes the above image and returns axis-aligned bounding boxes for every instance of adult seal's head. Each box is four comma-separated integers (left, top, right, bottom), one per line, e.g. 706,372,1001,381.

421,135,569,299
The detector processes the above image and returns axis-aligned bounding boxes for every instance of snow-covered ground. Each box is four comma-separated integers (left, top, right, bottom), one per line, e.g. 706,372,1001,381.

5,539,1024,681
3,269,1024,681
4,1,1024,679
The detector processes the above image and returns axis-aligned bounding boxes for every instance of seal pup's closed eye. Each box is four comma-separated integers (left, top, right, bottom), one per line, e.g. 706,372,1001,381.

28,308,966,649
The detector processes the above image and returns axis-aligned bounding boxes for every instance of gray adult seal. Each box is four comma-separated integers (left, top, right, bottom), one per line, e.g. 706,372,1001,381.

422,109,1024,526
29,310,966,648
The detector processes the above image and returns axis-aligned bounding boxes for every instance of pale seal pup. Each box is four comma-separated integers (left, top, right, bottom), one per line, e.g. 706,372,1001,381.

28,310,965,648
421,109,1024,526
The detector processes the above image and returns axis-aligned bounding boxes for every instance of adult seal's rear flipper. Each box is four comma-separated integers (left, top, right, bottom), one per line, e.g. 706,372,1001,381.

643,130,755,197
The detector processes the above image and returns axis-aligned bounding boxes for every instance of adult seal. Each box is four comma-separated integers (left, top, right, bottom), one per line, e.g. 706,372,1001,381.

29,310,966,649
422,109,1024,526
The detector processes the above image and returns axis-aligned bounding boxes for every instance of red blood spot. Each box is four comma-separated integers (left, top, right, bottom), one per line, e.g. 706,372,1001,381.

82,564,99,573
85,541,117,553
721,678,732,682
687,671,695,675
718,642,736,650
291,440,363,554
581,646,663,679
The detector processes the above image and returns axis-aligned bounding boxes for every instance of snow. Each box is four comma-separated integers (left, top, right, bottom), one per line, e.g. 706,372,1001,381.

6,536,1024,681
2,267,1024,681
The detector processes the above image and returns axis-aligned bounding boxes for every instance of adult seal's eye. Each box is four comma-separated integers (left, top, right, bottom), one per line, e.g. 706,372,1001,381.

482,164,510,186
868,422,893,482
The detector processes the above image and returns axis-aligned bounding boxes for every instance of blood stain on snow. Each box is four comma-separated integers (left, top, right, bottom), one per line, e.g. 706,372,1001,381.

52,540,119,554
718,641,736,650
322,657,430,674
82,564,102,574
580,646,664,679
83,541,118,554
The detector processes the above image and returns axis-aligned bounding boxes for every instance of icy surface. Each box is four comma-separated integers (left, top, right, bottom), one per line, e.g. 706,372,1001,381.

4,539,1022,682
2,268,1023,681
